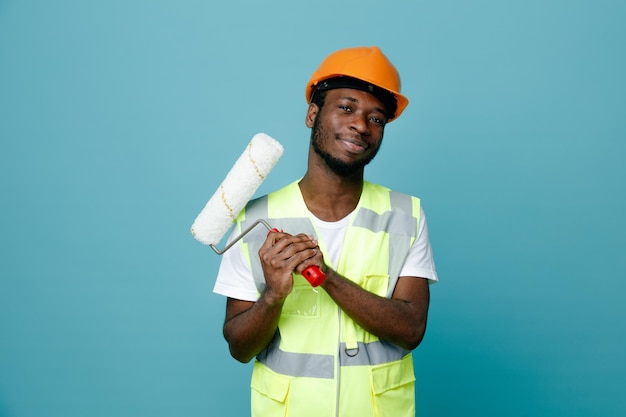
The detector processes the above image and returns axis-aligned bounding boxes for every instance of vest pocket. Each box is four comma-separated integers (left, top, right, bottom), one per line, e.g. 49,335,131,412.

281,279,320,317
251,361,290,417
370,354,416,417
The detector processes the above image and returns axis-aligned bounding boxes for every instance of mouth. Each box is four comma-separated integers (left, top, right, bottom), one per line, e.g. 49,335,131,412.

339,137,369,154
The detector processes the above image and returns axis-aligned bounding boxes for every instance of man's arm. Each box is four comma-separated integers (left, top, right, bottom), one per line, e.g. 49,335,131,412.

320,268,430,350
222,231,320,363
222,295,283,363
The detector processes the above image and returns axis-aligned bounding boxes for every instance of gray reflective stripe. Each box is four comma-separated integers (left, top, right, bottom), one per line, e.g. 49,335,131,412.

387,191,419,296
352,191,416,237
241,196,271,294
387,235,414,297
352,207,416,236
257,332,335,379
390,191,414,217
257,336,409,377
340,339,411,366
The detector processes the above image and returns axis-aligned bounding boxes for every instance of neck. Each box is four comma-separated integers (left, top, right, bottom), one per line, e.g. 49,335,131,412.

299,159,364,222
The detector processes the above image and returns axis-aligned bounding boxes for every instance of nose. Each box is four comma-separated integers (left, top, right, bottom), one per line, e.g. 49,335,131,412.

350,112,369,135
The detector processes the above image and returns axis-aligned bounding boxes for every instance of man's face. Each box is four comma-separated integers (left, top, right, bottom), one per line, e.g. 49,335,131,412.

309,88,387,177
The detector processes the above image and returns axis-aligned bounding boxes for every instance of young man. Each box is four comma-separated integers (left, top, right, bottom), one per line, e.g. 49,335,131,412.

214,46,438,417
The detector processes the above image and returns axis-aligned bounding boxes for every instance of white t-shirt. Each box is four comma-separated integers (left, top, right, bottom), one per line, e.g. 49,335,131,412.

213,207,438,302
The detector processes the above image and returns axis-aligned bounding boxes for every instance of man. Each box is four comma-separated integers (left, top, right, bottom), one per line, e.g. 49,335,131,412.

213,46,438,417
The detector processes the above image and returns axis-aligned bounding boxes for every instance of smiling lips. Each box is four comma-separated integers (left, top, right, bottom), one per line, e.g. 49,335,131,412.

339,136,368,154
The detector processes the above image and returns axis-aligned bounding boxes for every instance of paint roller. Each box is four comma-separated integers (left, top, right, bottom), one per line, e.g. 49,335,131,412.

191,133,326,287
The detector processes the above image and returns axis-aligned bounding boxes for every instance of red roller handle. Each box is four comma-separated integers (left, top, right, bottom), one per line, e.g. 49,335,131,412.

302,265,326,287
268,228,326,287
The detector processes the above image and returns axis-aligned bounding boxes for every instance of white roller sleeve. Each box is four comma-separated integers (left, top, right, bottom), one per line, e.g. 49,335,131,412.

191,133,284,245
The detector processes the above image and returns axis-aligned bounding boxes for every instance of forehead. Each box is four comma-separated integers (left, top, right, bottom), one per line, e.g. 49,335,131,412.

325,88,386,112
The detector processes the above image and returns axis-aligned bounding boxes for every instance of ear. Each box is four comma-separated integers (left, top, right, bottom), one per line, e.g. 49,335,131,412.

305,103,318,128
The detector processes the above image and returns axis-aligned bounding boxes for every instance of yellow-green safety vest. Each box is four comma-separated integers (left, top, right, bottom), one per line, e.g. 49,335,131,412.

235,180,421,417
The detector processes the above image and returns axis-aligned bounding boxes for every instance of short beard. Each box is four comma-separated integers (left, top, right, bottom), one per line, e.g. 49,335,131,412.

310,115,380,177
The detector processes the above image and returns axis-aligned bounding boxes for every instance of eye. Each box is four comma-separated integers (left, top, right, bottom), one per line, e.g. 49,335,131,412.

370,115,386,126
339,105,352,112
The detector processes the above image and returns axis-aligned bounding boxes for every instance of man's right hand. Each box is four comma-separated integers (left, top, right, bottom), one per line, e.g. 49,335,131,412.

258,231,320,303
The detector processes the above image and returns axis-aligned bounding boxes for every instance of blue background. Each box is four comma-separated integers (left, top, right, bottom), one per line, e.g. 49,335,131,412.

1,1,625,416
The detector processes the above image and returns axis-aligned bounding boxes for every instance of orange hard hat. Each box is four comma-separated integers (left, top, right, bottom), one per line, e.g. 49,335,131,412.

305,46,409,121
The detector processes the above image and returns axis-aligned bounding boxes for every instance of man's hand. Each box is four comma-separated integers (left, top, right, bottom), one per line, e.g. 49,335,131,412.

258,231,322,303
